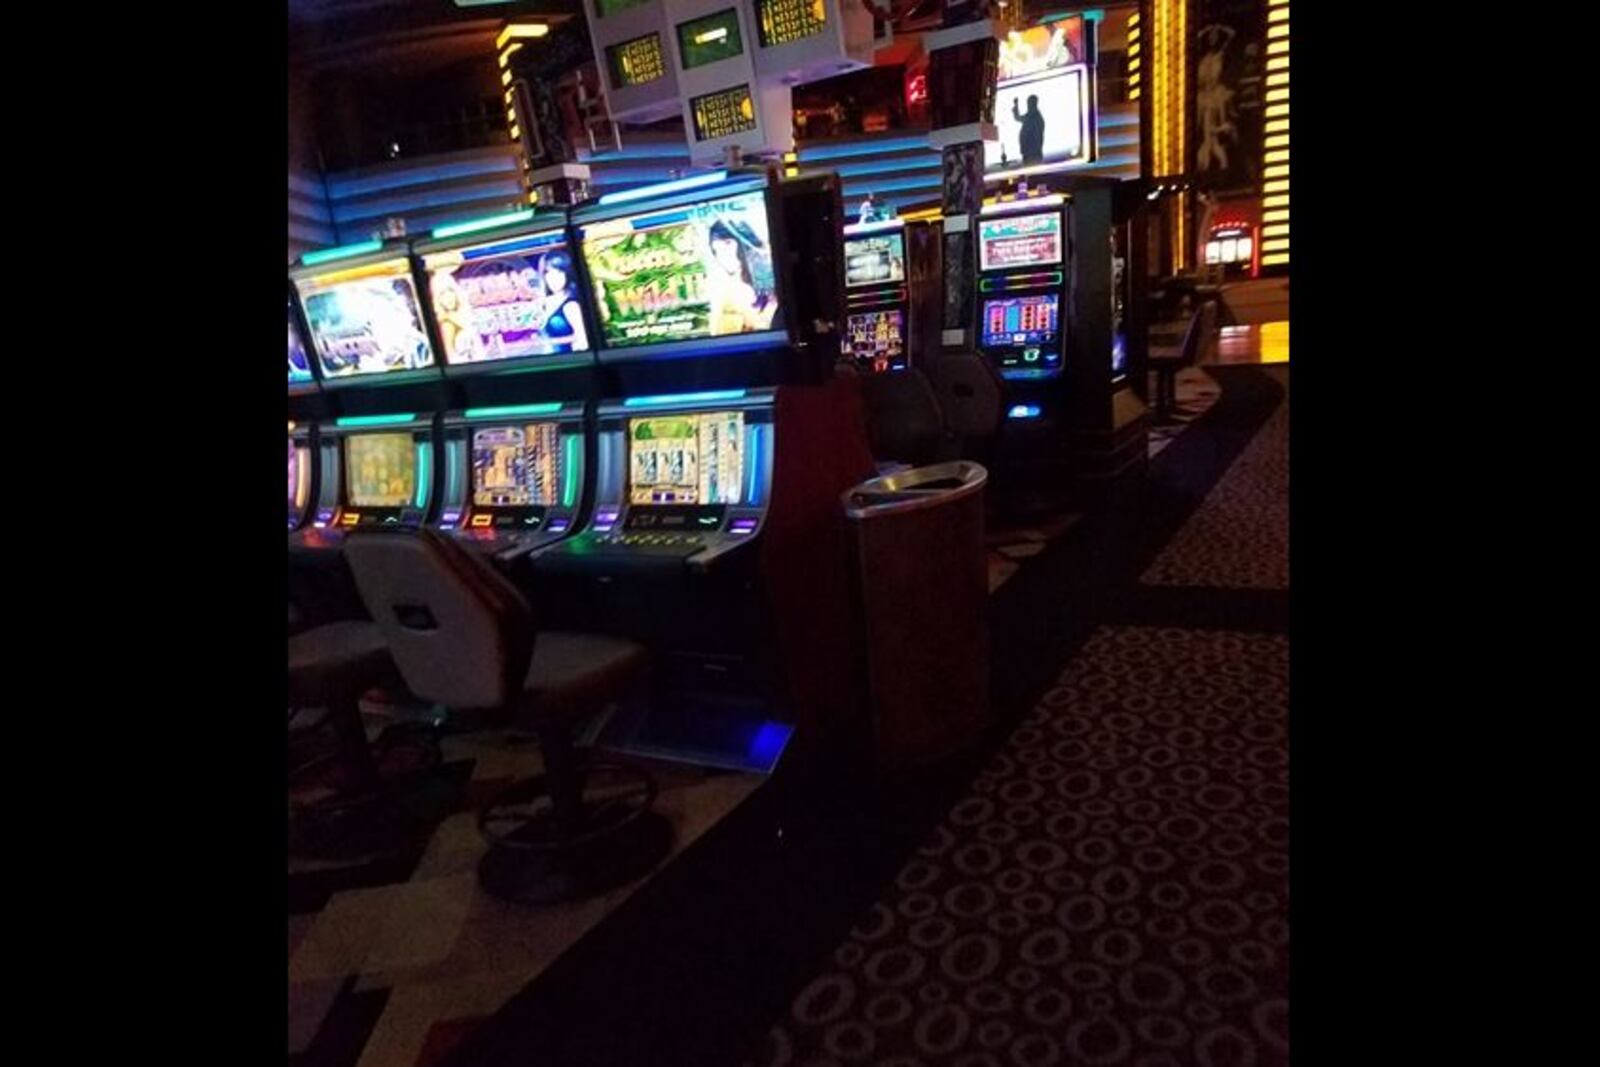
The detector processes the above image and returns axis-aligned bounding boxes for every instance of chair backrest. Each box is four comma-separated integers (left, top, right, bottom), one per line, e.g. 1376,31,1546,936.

343,528,535,710
859,366,945,466
1178,299,1219,368
924,353,1005,445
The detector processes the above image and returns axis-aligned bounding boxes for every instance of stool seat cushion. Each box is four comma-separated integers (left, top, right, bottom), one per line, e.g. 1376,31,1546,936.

517,631,650,726
288,621,392,706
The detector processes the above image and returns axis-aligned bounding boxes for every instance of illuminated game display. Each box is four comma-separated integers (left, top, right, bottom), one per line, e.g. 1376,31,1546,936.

579,190,780,349
678,9,744,69
607,34,667,89
689,85,758,142
628,412,745,505
345,433,417,508
288,309,313,384
982,294,1059,348
296,259,436,380
987,18,1093,173
845,310,905,373
424,232,590,365
757,0,827,47
472,423,564,507
843,233,906,288
978,212,1063,271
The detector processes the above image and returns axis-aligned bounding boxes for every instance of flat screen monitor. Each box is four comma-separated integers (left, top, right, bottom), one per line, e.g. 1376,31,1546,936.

296,259,436,381
345,433,417,508
288,308,313,384
843,233,907,289
627,412,745,505
978,211,1063,272
981,294,1060,348
423,232,591,366
845,309,905,370
472,423,564,507
677,9,744,69
579,190,781,350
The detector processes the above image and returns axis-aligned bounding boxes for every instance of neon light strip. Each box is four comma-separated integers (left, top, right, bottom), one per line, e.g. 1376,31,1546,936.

745,425,762,506
459,232,564,260
444,440,462,508
979,272,1064,292
1008,404,1042,419
597,170,729,206
300,239,383,266
562,435,579,509
414,444,431,509
431,208,536,240
622,390,747,408
843,218,906,235
463,402,563,419
336,413,417,427
797,137,929,162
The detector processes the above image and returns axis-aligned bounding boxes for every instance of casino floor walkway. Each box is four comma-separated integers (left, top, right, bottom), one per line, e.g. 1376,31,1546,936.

404,363,1290,1067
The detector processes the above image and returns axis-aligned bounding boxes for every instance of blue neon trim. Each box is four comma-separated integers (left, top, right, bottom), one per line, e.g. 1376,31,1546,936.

336,413,417,427
586,143,692,161
746,721,793,771
597,169,729,205
841,175,942,196
324,157,519,201
444,440,462,506
622,390,747,409
459,232,565,260
797,136,930,162
463,402,564,419
414,443,431,508
843,218,906,236
330,179,524,224
745,426,762,505
626,207,694,230
301,239,383,266
1008,404,1042,419
430,208,536,239
833,155,941,179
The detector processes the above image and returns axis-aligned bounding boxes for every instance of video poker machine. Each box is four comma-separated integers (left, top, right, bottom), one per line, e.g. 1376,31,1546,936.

412,210,602,562
976,178,1148,489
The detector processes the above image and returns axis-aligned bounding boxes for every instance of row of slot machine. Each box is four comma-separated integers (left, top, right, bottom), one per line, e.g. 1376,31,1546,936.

287,167,874,767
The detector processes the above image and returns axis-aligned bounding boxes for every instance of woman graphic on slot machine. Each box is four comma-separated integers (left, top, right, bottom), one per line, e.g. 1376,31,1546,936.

431,277,477,362
531,251,589,353
706,218,778,336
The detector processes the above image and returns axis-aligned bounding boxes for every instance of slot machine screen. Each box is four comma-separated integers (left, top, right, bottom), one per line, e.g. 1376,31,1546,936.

288,309,313,384
845,310,905,370
345,433,417,508
296,259,436,380
579,191,781,349
843,233,907,288
981,294,1060,347
627,412,745,505
978,211,1063,272
472,423,564,507
424,234,591,366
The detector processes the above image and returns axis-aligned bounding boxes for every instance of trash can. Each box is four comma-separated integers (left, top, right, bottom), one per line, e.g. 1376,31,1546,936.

843,461,990,769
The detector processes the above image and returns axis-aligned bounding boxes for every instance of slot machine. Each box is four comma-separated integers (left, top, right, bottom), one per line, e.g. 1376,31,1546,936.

839,218,910,372
287,238,448,552
411,210,602,562
534,168,874,768
974,191,1069,401
287,292,322,531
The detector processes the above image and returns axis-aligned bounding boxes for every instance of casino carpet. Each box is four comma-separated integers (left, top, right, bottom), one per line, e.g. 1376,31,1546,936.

289,359,1285,1067
744,367,1290,1067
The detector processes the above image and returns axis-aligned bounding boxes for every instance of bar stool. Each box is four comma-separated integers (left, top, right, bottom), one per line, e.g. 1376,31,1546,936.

1149,300,1218,424
343,528,672,905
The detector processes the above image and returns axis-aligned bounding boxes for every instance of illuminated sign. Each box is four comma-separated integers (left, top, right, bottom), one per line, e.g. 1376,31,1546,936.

978,212,1063,272
678,9,744,69
756,0,827,48
987,18,1094,173
607,34,667,89
690,84,757,141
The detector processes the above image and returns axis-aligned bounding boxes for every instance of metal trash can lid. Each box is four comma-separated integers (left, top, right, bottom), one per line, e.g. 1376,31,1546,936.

843,461,988,519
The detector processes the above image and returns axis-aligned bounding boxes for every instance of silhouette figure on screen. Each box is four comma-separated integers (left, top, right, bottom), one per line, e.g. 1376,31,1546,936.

1012,94,1045,164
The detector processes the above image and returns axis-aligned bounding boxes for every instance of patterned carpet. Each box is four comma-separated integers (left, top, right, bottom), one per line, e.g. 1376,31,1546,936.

747,371,1291,1067
1142,388,1288,590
